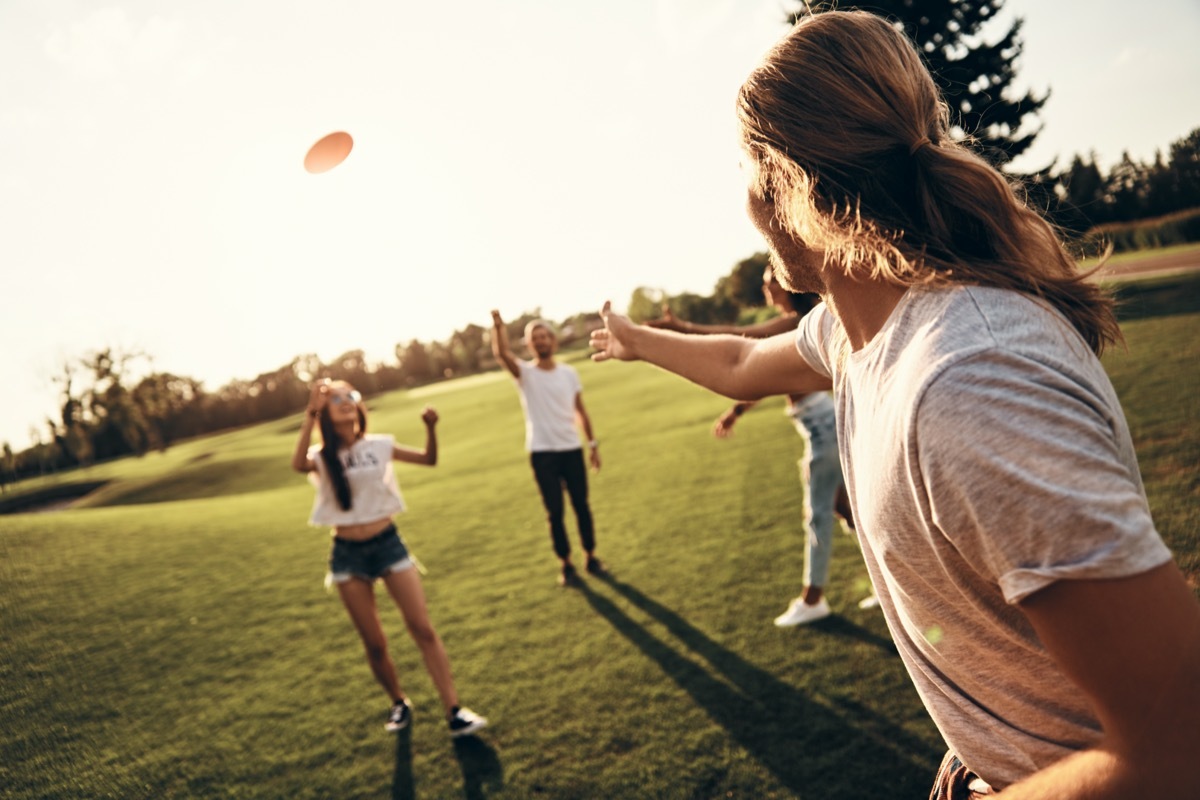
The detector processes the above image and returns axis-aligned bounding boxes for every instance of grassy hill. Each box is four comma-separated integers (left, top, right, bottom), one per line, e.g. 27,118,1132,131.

2,271,1197,799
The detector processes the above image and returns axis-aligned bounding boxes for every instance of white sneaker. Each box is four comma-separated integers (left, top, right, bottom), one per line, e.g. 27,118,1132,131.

448,706,488,738
773,597,831,627
858,594,880,610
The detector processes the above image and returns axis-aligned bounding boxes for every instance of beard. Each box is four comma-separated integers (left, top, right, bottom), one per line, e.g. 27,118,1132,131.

769,249,826,295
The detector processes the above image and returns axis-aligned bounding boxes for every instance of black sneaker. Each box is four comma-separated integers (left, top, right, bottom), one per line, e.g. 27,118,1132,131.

557,563,580,587
448,706,488,738
585,557,607,577
385,700,412,732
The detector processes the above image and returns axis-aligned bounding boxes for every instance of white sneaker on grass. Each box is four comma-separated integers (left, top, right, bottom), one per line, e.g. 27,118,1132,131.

774,596,831,627
448,706,488,738
858,594,881,610
385,700,412,733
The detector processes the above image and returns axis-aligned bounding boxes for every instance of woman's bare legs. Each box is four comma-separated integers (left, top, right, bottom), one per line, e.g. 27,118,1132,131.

381,567,460,716
337,578,406,703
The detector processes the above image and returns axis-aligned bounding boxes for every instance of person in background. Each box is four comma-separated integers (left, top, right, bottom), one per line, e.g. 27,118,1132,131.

491,311,605,587
651,268,877,625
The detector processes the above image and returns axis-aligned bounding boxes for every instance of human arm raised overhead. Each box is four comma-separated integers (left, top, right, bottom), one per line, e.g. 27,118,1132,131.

490,310,521,379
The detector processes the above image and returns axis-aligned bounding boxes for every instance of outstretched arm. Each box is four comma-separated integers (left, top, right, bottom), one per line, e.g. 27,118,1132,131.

291,380,328,473
491,310,521,378
648,307,801,340
997,562,1200,798
392,407,439,466
590,301,830,400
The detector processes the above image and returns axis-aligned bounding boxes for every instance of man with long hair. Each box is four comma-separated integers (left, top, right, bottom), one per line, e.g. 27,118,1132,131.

590,10,1199,798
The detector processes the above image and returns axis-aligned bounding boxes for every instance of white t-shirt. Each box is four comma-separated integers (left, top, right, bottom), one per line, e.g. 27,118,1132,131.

515,360,584,452
308,433,406,526
795,284,1171,790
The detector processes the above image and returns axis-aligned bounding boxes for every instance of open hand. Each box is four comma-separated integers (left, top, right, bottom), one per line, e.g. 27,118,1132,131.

713,409,738,439
307,379,331,415
590,301,639,362
645,304,684,332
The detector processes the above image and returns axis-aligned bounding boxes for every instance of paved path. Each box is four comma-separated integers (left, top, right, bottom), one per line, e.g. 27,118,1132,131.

1092,246,1200,279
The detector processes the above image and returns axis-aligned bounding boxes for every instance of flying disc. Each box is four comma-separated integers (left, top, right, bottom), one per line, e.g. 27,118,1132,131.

303,131,354,174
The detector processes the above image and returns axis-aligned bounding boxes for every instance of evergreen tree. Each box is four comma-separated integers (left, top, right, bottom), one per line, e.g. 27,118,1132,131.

790,1,1047,167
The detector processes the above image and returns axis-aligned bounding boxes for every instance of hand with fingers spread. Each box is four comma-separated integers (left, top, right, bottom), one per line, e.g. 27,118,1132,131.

645,303,687,333
590,301,640,362
307,378,332,417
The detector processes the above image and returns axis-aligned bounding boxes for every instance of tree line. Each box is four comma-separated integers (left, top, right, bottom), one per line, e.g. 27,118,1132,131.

0,310,594,486
5,0,1198,486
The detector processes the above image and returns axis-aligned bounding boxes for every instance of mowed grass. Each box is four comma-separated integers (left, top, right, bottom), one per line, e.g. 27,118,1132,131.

2,272,1197,799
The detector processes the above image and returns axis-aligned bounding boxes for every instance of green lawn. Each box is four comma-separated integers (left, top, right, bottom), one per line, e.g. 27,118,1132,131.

2,272,1197,799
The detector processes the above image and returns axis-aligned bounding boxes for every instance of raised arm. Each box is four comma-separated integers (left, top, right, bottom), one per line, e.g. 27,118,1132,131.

590,301,830,400
291,381,328,473
997,562,1200,798
392,407,439,466
490,310,521,379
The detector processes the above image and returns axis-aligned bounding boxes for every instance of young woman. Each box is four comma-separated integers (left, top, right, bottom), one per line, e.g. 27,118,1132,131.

291,379,487,737
650,268,877,625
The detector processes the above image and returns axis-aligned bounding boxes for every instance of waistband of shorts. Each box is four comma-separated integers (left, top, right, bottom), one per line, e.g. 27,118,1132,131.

333,523,397,547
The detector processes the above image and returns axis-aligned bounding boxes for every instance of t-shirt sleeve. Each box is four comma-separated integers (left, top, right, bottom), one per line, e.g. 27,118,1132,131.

306,444,323,488
794,304,835,379
914,349,1170,603
376,434,396,460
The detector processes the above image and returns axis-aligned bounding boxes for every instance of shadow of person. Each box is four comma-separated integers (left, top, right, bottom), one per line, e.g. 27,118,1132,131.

803,612,900,656
577,576,940,797
453,734,503,799
391,727,415,800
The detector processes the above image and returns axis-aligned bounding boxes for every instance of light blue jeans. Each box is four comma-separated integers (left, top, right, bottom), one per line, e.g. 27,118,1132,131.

789,393,843,589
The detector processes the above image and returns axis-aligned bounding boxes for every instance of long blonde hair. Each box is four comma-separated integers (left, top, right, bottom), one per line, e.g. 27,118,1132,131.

737,10,1120,354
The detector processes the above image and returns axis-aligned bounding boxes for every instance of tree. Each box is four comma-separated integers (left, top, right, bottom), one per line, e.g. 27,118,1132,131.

1,442,12,492
715,253,770,309
791,1,1047,167
1168,128,1200,210
627,287,667,323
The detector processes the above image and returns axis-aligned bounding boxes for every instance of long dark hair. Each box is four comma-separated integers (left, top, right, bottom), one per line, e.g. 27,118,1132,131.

737,10,1120,355
317,385,367,511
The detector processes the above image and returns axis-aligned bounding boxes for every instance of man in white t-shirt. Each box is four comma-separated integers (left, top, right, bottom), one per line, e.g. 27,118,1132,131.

491,310,604,587
590,11,1200,798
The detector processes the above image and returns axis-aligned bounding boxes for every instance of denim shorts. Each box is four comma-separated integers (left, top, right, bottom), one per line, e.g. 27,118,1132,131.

328,524,414,585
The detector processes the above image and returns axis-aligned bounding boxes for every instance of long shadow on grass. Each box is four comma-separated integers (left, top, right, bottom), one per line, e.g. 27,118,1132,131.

579,577,938,796
392,728,415,800
452,736,503,799
1111,271,1200,322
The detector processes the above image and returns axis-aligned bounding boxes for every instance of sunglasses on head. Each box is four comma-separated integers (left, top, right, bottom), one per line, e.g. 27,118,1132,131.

329,390,362,406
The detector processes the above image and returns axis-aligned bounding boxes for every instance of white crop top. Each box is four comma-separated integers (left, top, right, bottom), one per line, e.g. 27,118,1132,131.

307,434,406,526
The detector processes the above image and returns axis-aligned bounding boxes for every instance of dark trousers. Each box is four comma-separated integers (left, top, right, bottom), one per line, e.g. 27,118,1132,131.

530,449,595,559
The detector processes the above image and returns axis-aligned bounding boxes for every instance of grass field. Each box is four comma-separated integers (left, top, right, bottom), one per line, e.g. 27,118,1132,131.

2,271,1197,799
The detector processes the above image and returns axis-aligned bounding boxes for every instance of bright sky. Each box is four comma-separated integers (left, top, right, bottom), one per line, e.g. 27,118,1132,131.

2,0,1198,451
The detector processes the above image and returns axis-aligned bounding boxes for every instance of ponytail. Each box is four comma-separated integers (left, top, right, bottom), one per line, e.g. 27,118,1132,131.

738,10,1120,355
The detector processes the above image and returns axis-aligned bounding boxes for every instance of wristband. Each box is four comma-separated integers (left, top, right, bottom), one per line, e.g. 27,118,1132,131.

732,405,744,417
589,440,599,449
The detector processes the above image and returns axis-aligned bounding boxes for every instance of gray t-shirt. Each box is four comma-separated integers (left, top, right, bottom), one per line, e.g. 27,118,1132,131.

795,284,1171,789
